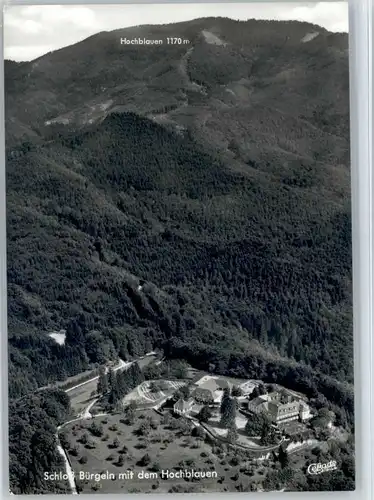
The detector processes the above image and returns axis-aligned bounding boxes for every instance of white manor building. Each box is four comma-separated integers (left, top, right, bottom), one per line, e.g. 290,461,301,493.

248,391,311,425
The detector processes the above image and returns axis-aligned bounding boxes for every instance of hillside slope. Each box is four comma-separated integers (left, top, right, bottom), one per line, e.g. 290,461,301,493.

6,17,351,396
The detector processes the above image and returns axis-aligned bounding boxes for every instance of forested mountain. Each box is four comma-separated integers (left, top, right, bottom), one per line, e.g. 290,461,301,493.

6,17,352,491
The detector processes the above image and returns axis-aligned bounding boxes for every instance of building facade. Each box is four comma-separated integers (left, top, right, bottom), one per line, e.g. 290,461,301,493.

173,398,194,415
248,391,311,425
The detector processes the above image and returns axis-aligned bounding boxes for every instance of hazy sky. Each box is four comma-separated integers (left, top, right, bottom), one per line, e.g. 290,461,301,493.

4,2,348,62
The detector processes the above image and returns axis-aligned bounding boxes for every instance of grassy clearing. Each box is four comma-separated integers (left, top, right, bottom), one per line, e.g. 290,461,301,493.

68,381,98,416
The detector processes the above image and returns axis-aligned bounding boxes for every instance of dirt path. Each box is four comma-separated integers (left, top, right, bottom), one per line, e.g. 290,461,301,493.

56,436,78,494
65,358,130,394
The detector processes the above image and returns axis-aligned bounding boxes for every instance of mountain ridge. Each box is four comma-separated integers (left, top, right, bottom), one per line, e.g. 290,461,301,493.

5,17,348,148
6,16,352,412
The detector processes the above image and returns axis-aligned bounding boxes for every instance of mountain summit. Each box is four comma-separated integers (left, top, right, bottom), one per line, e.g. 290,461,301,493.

6,17,348,154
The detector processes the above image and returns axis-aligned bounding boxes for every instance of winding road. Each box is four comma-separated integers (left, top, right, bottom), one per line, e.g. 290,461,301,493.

65,357,131,394
56,438,78,495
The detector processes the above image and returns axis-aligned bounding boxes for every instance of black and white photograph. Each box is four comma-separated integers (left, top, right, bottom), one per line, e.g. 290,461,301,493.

4,2,354,494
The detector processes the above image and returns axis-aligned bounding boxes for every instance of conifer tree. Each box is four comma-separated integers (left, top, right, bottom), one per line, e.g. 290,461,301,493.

227,421,238,443
220,397,236,428
220,387,231,415
278,445,289,469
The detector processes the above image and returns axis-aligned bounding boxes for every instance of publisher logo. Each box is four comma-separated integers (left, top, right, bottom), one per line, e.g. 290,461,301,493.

307,461,337,475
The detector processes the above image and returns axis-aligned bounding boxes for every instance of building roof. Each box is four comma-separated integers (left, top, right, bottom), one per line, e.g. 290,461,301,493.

239,381,257,394
299,400,310,410
191,372,206,384
196,377,232,393
248,395,268,408
269,401,298,418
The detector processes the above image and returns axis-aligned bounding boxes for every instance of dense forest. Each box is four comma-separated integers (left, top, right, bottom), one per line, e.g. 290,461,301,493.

6,16,351,493
8,111,352,393
9,390,71,494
